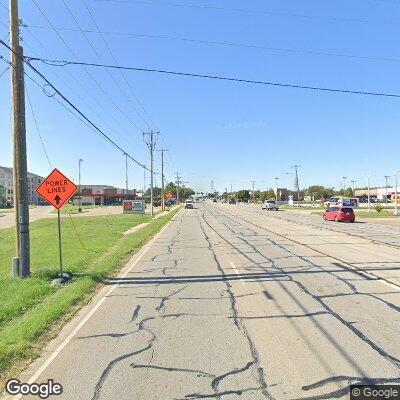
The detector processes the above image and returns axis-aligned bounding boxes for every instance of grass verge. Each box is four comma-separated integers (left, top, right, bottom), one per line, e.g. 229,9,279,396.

50,204,101,214
0,206,181,387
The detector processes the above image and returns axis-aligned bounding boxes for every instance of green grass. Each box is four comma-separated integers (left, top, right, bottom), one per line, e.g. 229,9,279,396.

0,207,181,385
51,204,102,214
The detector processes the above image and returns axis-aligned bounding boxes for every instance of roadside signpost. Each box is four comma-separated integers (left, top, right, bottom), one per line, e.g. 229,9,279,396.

36,169,77,279
123,199,145,214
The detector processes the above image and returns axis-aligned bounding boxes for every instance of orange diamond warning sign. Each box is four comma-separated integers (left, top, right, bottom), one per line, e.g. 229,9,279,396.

36,168,77,209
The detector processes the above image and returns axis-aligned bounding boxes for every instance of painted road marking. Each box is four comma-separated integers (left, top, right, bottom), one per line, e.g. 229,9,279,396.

230,261,245,286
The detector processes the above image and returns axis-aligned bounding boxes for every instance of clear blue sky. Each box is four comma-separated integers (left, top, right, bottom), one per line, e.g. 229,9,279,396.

1,0,400,193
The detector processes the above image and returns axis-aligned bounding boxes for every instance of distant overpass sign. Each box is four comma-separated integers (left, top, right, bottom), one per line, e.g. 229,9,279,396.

36,168,77,209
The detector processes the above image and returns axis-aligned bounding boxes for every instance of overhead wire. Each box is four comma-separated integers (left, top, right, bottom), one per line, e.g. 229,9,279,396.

0,38,155,173
21,25,140,151
20,25,400,65
82,0,157,129
0,63,8,78
95,0,400,26
60,0,147,132
25,84,53,169
29,0,145,136
28,56,400,99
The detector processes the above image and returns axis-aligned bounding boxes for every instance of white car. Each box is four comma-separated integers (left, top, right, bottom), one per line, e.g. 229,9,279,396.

261,200,278,211
184,200,194,209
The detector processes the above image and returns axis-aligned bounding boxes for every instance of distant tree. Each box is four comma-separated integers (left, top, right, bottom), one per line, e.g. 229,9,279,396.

236,190,250,202
259,189,275,201
305,185,335,200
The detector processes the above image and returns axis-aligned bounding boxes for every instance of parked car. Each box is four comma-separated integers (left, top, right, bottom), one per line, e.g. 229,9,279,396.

184,200,194,209
153,200,162,207
261,200,279,211
228,198,236,204
323,206,355,222
213,198,217,203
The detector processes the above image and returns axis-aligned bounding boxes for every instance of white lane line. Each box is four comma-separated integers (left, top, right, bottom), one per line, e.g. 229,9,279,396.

9,213,179,397
230,261,245,286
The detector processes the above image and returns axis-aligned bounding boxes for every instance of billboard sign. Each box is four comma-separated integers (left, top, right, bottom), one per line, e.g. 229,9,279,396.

123,199,145,214
340,198,359,207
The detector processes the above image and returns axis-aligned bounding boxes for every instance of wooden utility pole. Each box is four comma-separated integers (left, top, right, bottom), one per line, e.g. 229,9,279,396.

176,172,181,204
251,180,256,203
10,0,30,277
157,148,168,211
144,131,157,217
124,153,128,194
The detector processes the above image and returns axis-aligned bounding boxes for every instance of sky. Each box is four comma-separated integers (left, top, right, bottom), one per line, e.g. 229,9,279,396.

1,0,400,193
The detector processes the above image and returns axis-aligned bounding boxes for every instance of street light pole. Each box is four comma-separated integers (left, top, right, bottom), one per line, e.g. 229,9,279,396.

384,175,390,204
274,177,279,201
351,180,356,198
78,158,83,212
342,176,347,196
367,176,371,213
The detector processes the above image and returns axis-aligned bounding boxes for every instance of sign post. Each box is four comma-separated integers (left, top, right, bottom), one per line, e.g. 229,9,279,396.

36,169,77,279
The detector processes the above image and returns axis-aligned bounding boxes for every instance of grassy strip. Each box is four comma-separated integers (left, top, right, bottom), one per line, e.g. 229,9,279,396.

50,204,101,214
0,207,181,386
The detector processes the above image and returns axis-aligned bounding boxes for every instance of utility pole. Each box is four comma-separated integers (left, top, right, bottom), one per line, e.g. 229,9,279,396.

157,149,168,211
210,180,214,198
176,172,181,203
10,0,30,277
143,169,146,204
342,176,347,196
250,180,256,203
384,175,390,204
367,175,371,213
124,153,128,194
274,177,279,201
292,165,301,202
78,158,83,212
394,171,399,216
230,184,233,198
144,131,157,217
351,180,356,198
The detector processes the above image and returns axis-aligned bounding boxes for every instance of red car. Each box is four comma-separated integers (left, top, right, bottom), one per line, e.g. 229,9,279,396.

323,206,355,223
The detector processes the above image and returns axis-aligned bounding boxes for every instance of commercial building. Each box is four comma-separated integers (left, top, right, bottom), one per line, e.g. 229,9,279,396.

355,187,399,202
0,166,45,205
74,185,137,206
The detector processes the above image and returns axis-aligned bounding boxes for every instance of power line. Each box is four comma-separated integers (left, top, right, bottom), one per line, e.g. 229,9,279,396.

29,0,145,135
60,0,147,132
0,64,9,78
28,56,400,99
0,38,153,173
21,24,400,65
95,0,400,25
82,0,157,130
25,84,52,169
21,25,141,150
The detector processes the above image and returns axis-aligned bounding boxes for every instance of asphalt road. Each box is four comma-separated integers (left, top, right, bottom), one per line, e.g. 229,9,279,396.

11,201,400,399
